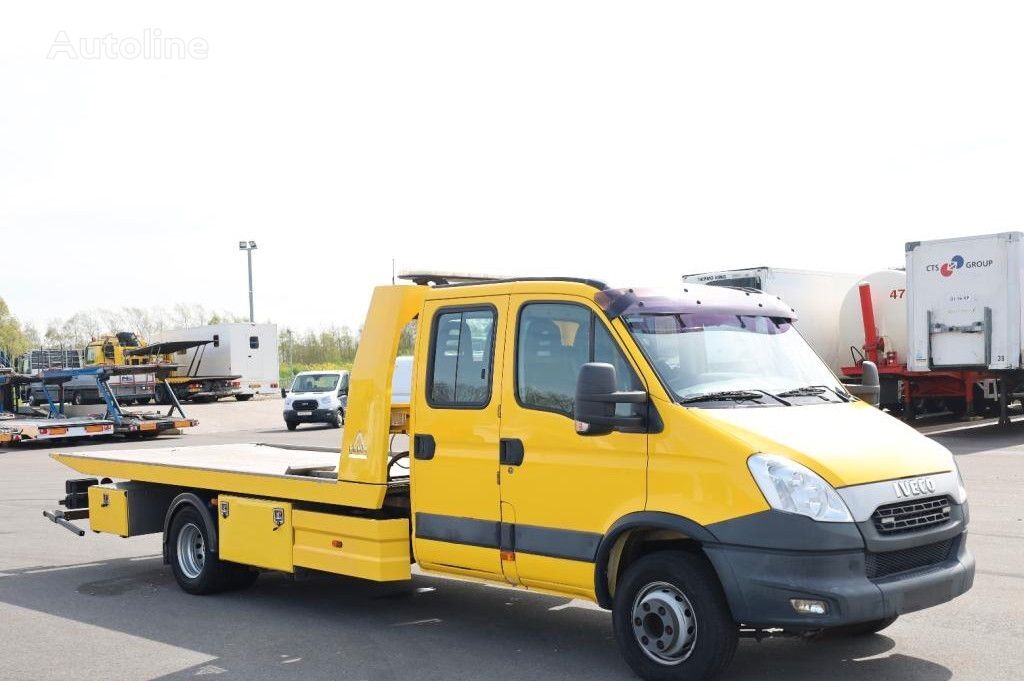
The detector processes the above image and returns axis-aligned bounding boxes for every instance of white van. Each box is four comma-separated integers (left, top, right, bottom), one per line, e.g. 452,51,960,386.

283,370,349,430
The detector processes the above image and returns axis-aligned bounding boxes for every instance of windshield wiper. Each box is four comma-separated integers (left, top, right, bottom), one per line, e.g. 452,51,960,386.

777,385,850,402
684,387,786,403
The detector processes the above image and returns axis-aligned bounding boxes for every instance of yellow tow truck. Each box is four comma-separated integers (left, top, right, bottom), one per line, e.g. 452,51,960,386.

45,276,973,681
85,333,242,403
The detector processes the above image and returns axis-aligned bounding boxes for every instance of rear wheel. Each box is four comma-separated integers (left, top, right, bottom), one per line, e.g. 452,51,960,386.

169,506,257,595
613,551,737,681
235,394,253,402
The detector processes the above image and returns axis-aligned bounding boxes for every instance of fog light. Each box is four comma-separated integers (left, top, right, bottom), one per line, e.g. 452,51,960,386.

790,599,828,615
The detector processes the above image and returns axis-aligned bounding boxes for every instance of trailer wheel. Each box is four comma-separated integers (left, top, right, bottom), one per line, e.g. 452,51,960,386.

169,506,257,595
235,394,253,402
613,551,737,681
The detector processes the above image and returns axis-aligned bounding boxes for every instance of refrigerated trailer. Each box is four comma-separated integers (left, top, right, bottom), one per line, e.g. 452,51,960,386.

903,232,1024,424
681,267,860,375
154,323,280,399
906,232,1024,371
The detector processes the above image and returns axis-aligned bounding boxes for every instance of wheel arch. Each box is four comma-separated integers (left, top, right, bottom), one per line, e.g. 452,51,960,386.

163,491,219,564
595,511,719,609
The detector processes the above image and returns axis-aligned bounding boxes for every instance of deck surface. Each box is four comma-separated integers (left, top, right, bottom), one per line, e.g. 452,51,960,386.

54,443,339,476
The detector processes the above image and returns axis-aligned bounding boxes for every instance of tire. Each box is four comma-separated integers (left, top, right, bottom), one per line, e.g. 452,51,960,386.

821,616,898,638
613,551,737,681
168,506,258,595
329,408,343,428
285,420,298,431
235,394,253,402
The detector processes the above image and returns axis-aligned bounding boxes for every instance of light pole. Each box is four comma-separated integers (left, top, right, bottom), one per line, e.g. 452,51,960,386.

238,240,257,322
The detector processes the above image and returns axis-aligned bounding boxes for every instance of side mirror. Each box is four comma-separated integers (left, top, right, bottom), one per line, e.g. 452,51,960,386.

848,360,880,407
574,362,648,436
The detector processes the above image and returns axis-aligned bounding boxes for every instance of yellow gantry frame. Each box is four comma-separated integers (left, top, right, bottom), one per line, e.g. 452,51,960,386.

56,285,426,511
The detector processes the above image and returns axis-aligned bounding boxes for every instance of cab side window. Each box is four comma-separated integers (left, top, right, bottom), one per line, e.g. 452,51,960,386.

516,303,641,417
427,307,496,407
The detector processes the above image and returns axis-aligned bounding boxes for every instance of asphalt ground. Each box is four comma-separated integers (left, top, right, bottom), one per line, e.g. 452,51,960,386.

1,397,1021,681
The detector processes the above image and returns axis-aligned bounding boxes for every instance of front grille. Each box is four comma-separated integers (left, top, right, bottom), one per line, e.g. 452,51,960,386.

872,496,952,535
865,538,954,579
292,399,319,410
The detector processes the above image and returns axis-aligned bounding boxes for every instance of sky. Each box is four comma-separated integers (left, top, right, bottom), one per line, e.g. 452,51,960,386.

2,2,1024,334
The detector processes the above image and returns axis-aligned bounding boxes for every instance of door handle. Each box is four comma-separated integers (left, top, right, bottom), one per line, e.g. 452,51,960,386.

500,438,525,466
413,434,436,460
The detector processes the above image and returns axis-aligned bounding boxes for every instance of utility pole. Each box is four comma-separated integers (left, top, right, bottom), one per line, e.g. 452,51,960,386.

238,241,257,322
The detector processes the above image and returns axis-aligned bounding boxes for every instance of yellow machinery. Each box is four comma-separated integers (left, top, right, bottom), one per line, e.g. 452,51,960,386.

84,333,241,402
46,276,973,681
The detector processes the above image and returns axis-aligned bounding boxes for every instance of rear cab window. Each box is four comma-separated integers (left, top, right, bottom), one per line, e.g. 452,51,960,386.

426,306,497,408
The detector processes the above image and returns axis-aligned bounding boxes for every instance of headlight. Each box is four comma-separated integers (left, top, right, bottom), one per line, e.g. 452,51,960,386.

319,396,332,408
747,453,853,523
284,397,293,407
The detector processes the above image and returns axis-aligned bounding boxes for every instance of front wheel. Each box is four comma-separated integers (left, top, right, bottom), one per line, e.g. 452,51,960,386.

613,551,737,681
330,408,344,428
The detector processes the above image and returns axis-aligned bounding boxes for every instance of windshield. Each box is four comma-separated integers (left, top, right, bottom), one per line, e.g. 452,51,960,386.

291,373,340,393
624,312,846,405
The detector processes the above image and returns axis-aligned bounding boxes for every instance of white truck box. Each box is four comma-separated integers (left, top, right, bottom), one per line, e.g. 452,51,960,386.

155,323,281,396
681,267,860,375
906,232,1024,371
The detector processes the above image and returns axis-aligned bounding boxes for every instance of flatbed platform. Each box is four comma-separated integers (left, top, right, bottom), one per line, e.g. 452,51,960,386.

47,443,396,507
55,443,339,476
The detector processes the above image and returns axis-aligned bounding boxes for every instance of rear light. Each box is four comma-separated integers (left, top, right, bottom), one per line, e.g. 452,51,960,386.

270,383,279,389
188,383,201,392
230,381,241,388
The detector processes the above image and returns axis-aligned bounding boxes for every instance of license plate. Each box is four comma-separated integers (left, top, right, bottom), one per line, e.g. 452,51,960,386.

297,411,313,416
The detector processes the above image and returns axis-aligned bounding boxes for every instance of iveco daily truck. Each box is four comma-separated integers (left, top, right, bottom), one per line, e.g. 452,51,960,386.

45,277,973,681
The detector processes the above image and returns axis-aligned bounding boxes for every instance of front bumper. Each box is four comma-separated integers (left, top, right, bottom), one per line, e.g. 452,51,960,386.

284,408,335,423
704,507,974,629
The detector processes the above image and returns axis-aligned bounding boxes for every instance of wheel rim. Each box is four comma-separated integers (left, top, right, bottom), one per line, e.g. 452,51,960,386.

631,581,697,665
176,522,206,579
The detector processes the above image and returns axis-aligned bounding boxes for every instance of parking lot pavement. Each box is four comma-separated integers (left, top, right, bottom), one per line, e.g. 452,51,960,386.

1,401,1022,681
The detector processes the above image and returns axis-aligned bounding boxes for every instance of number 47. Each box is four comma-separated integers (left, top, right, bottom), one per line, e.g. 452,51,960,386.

890,288,906,299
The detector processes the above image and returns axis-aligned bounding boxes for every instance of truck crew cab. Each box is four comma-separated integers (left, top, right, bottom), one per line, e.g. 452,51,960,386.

46,276,973,681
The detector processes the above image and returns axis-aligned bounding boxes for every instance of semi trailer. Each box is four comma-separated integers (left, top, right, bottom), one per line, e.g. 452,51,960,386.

45,276,972,681
1,370,114,443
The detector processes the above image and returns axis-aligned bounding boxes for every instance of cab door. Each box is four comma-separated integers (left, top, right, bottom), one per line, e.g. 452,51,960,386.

411,296,508,579
498,295,648,595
